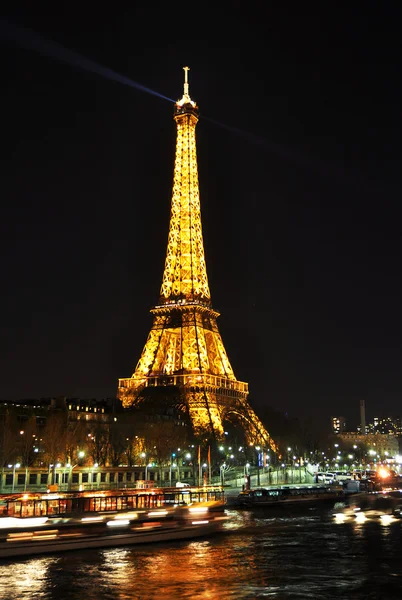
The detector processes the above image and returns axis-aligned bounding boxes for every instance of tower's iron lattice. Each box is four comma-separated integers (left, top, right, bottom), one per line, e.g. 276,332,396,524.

118,68,276,451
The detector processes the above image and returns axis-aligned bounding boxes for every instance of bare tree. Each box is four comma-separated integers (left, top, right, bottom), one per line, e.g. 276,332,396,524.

88,423,109,466
0,409,19,493
144,421,189,482
63,419,87,465
108,421,126,467
17,415,38,467
0,408,19,467
42,411,68,484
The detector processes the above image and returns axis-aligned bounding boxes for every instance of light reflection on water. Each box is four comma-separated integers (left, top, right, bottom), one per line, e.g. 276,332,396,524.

0,509,401,600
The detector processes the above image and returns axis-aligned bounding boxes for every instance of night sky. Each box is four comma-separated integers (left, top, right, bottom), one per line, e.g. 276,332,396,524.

1,5,401,429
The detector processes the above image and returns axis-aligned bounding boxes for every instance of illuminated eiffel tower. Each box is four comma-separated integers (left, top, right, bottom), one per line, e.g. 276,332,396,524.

118,68,276,451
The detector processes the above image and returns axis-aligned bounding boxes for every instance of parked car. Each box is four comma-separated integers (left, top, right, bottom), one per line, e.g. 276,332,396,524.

316,472,336,484
335,471,353,482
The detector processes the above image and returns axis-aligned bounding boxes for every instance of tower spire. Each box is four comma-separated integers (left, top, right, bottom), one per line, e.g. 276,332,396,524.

183,66,190,98
177,65,196,108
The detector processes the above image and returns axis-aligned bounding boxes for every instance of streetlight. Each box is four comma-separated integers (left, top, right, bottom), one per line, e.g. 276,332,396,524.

12,463,21,493
256,446,261,486
145,462,153,484
185,453,192,486
220,463,226,487
64,464,71,491
169,452,176,487
287,447,291,467
202,463,207,486
56,463,61,489
140,452,147,481
169,454,174,487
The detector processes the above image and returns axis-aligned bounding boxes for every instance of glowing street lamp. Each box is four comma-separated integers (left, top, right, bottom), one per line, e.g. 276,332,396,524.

169,452,176,486
255,446,261,486
145,462,152,483
220,463,226,486
12,463,21,493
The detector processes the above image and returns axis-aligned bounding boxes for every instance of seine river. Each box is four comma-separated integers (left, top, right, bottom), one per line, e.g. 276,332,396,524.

0,508,401,600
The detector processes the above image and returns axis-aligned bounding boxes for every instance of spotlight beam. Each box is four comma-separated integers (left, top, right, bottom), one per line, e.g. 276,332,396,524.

0,18,175,104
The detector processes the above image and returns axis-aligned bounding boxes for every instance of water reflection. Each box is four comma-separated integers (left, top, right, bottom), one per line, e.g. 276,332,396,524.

0,556,57,599
0,510,400,600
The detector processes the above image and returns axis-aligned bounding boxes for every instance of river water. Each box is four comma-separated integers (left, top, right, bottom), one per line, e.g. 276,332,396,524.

0,507,401,600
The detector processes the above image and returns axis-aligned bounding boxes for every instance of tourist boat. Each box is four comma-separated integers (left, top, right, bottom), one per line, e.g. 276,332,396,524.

333,490,402,524
0,486,227,558
235,485,345,509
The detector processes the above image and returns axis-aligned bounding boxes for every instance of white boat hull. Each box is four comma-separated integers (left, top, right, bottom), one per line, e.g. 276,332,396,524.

0,519,226,559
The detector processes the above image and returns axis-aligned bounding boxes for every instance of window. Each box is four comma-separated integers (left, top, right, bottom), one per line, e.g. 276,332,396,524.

40,474,48,485
5,474,12,486
82,473,89,483
17,474,26,485
126,472,132,482
72,473,79,484
29,474,37,485
118,472,124,482
109,473,115,483
100,472,106,483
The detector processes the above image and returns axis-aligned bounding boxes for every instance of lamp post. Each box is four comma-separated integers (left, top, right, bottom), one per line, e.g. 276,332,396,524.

64,464,70,491
256,446,261,486
56,463,61,489
140,452,147,482
185,453,191,486
47,463,53,488
170,453,176,486
145,463,153,485
12,463,21,493
220,463,226,487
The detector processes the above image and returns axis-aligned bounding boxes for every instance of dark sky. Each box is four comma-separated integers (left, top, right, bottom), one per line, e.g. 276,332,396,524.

1,5,401,428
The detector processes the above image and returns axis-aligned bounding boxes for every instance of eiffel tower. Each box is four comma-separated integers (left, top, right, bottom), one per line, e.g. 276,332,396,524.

118,68,276,452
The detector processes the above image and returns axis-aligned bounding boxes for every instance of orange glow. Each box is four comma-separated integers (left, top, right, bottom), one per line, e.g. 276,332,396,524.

378,467,390,479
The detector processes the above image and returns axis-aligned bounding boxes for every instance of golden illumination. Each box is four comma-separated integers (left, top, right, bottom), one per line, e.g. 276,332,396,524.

118,68,276,451
377,467,390,479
